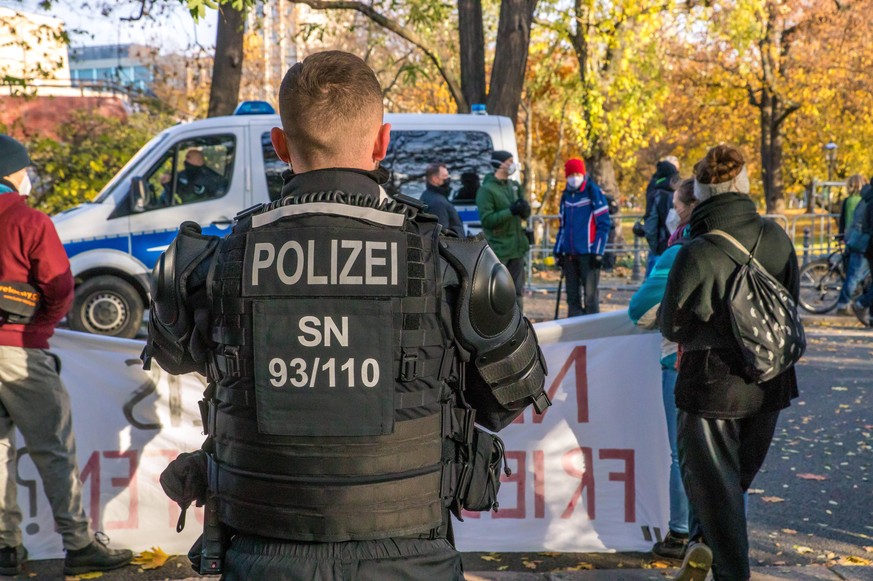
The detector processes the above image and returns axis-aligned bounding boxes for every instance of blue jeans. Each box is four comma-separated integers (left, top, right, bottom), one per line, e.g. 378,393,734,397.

662,368,689,534
837,252,870,308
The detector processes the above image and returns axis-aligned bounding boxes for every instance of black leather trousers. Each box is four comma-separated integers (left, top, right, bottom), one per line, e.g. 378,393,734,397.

678,410,780,581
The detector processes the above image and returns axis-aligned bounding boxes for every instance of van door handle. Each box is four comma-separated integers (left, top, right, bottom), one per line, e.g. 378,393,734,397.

211,218,233,226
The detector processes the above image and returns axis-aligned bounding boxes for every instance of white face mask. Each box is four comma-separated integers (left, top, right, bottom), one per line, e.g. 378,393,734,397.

506,163,518,176
665,208,681,234
17,173,32,197
567,175,585,189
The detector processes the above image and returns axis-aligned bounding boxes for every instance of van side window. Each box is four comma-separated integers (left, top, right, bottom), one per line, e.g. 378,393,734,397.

382,130,494,200
138,135,236,211
261,132,286,201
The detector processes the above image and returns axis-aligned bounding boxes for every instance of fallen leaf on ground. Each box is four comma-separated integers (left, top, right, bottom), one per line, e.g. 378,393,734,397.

479,554,501,562
795,545,814,554
836,555,873,565
522,560,542,569
864,546,873,553
797,473,828,481
132,546,170,570
563,562,595,570
762,496,785,503
497,565,509,571
781,529,797,534
68,573,104,580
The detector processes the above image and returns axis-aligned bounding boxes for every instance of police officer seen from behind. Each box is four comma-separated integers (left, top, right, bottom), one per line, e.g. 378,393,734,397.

145,51,550,581
421,163,464,237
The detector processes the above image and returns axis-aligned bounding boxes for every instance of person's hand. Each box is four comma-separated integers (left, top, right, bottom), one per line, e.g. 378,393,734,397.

553,253,565,269
509,198,523,216
518,199,532,219
160,450,208,507
590,254,603,269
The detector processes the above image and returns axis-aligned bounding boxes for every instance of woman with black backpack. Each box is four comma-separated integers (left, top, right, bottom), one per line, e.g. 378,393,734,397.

659,145,801,581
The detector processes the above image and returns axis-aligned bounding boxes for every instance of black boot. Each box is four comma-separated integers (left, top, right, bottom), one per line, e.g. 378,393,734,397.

0,545,27,576
652,529,689,560
64,535,133,575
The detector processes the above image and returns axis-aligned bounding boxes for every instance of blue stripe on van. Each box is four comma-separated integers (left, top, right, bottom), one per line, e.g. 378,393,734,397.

458,208,480,222
64,235,129,260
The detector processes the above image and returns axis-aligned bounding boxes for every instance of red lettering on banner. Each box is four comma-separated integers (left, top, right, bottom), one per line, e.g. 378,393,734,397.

103,451,139,529
561,447,595,519
494,452,525,519
144,449,181,528
600,449,635,522
534,450,545,518
80,452,101,527
532,346,588,424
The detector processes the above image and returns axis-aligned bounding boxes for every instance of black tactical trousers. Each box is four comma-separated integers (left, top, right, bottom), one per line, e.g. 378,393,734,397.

221,535,463,581
678,410,780,581
562,255,600,317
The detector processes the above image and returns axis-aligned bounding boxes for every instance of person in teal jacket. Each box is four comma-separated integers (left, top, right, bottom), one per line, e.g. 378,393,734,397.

476,150,531,308
628,178,696,561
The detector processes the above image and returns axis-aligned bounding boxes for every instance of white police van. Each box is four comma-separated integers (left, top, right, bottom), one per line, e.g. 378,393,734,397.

53,104,518,337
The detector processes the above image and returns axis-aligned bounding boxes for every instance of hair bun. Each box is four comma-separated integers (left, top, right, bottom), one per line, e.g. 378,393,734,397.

694,144,745,185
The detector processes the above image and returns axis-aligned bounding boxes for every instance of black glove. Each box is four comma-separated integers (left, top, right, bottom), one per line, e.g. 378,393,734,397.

509,198,524,216
517,199,532,220
554,253,565,269
160,450,208,507
590,254,603,269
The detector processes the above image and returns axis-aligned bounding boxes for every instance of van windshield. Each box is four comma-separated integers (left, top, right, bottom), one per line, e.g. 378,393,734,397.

382,130,493,202
93,132,171,203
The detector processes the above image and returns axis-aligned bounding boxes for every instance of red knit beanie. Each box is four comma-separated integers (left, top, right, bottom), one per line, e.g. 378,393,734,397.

565,158,585,177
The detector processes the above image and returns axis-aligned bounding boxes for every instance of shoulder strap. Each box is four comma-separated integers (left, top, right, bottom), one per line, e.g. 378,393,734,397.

705,227,768,273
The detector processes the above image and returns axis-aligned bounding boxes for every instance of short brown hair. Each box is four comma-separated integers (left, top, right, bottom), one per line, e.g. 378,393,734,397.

278,51,383,166
847,174,865,196
425,163,445,181
675,177,696,207
693,144,745,184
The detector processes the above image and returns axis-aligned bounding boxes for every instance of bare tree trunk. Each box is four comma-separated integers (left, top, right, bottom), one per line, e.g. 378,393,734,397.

540,99,569,214
457,0,485,112
587,150,620,200
521,99,534,195
487,0,537,124
208,4,245,117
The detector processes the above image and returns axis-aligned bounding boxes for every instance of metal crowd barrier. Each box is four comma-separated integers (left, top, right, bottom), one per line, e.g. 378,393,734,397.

526,212,840,291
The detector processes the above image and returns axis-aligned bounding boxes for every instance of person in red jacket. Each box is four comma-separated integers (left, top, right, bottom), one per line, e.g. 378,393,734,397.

0,135,133,576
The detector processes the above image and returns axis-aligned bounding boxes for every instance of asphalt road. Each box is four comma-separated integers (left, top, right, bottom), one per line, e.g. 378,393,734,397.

10,313,872,579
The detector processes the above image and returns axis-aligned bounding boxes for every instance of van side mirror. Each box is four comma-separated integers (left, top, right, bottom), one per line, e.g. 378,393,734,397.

129,177,148,213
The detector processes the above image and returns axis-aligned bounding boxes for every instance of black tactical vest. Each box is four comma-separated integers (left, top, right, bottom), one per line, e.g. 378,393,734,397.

203,191,464,542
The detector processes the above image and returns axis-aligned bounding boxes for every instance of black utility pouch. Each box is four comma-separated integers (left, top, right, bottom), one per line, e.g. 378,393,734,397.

461,427,510,512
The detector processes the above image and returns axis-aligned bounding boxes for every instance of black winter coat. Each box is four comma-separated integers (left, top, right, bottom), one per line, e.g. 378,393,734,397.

659,192,800,419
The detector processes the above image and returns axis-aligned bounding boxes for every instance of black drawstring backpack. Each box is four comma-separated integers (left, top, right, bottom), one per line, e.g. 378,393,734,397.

702,226,806,383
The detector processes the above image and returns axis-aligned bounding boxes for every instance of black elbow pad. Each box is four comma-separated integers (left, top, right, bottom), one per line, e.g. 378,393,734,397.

440,236,550,431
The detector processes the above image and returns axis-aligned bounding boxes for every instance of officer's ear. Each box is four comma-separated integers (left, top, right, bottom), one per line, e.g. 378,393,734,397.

271,127,292,164
371,123,391,166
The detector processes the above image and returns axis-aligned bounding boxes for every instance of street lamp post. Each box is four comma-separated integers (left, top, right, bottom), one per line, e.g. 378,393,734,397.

824,141,838,182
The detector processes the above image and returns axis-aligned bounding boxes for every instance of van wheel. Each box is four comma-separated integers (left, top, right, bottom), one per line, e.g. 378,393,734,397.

68,276,144,339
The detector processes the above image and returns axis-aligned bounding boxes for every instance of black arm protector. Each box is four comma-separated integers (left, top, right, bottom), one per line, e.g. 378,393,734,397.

440,236,550,432
141,221,220,375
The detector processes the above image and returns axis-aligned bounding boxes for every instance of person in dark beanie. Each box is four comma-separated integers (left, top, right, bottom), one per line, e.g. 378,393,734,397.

643,158,680,277
476,150,530,309
659,145,800,581
553,158,610,316
0,135,133,576
420,163,464,237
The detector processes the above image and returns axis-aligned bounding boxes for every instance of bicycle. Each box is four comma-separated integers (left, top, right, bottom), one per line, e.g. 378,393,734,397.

798,239,872,314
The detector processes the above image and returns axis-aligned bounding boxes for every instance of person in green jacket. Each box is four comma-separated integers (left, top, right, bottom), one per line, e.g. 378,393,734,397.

476,150,530,308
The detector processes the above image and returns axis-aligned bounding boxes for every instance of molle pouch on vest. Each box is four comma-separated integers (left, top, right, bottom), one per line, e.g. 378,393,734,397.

142,222,220,375
0,281,40,326
456,427,510,513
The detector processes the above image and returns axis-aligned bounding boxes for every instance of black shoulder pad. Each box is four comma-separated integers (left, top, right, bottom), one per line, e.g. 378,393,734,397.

235,203,265,221
144,221,220,374
393,193,426,211
439,235,519,353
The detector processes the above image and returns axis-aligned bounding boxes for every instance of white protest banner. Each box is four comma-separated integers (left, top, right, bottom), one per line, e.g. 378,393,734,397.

16,310,667,558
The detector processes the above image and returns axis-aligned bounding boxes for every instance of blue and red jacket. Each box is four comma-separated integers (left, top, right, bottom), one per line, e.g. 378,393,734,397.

553,179,611,256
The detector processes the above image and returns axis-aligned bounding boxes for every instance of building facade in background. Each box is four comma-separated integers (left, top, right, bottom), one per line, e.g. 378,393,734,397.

68,44,153,92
